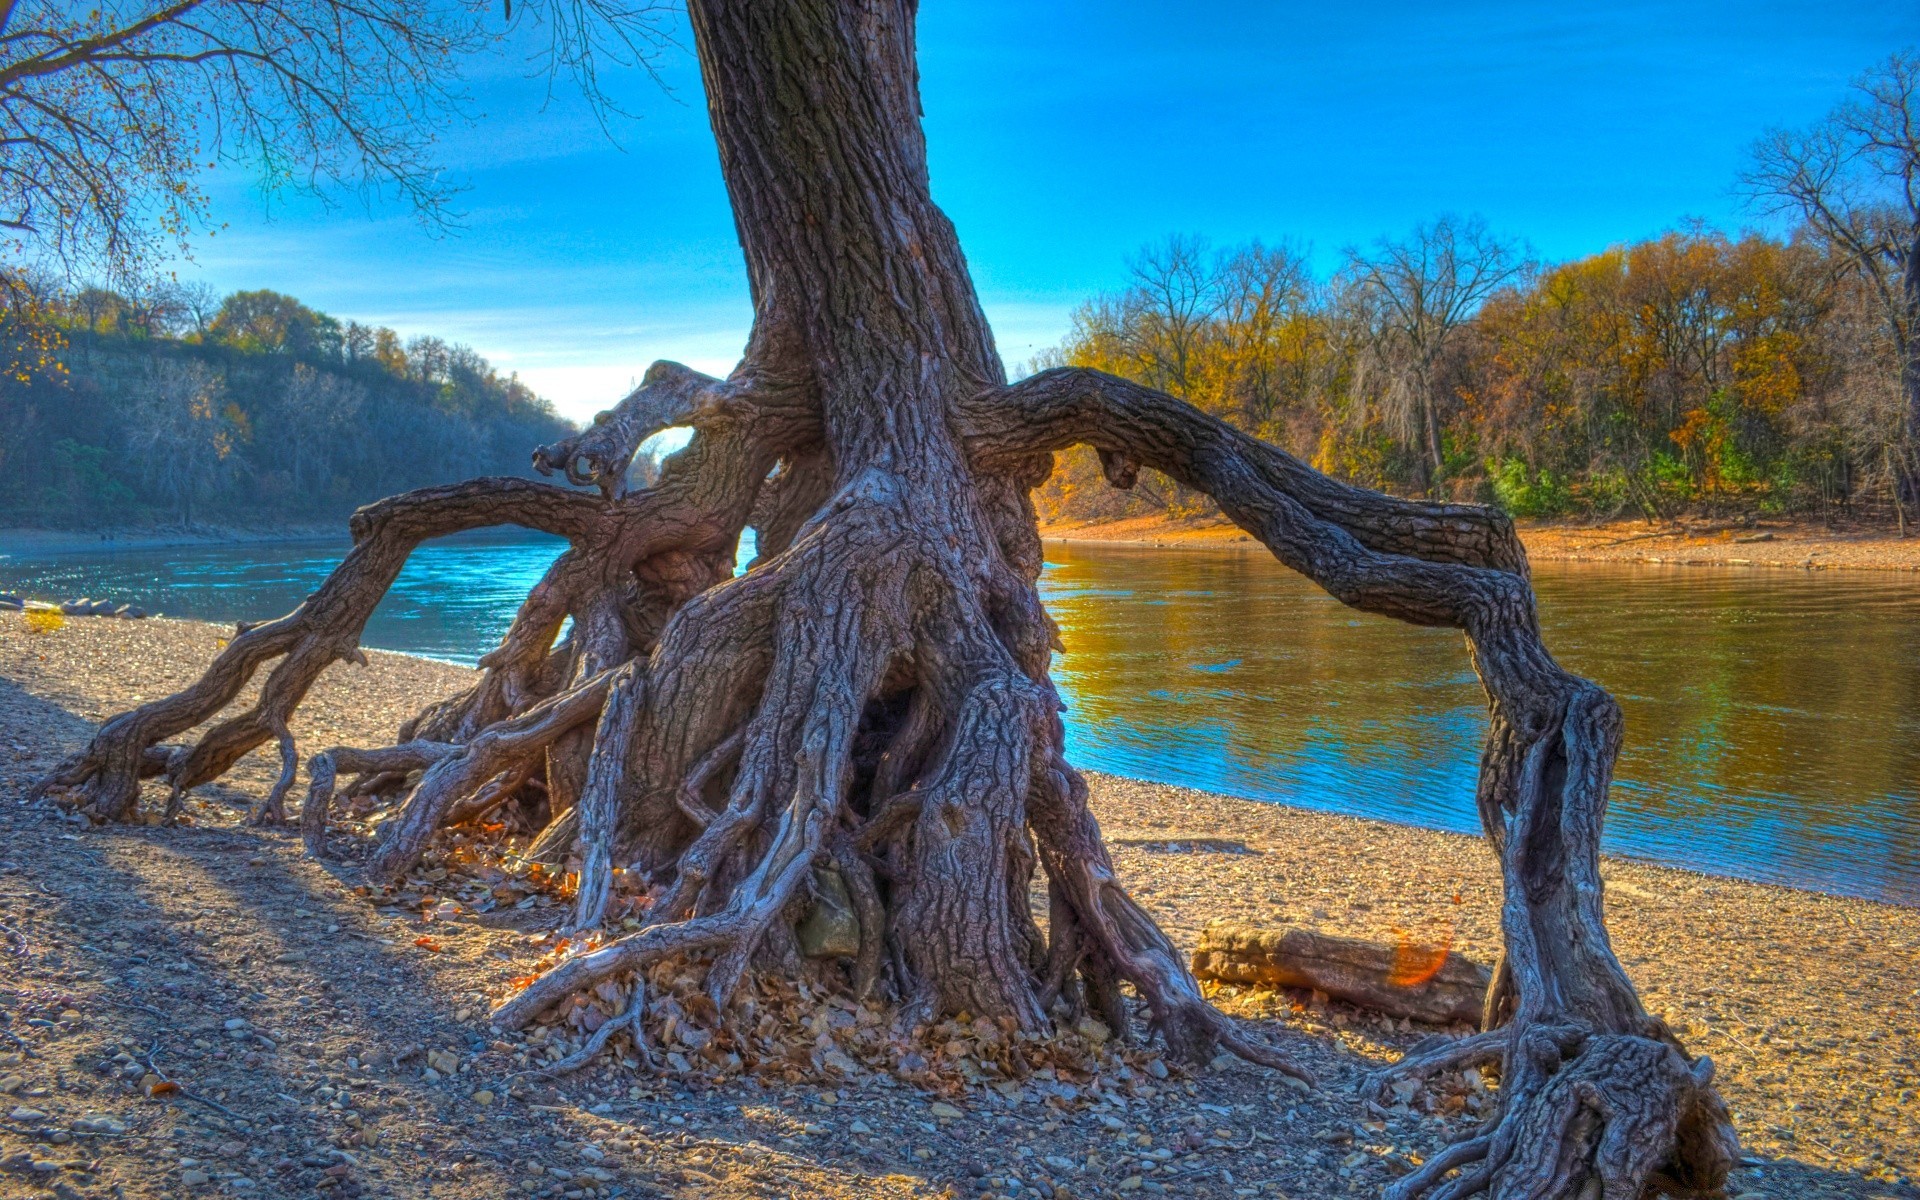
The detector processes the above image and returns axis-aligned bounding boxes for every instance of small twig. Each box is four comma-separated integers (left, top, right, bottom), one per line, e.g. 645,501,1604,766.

0,921,28,956
135,1035,244,1120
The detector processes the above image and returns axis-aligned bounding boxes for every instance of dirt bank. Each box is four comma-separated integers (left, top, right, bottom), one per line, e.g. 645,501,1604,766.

1040,514,1920,573
0,613,1913,1199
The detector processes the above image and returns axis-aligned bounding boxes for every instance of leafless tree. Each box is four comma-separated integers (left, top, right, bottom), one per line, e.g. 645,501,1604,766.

1346,215,1528,490
122,356,239,523
1746,50,1920,523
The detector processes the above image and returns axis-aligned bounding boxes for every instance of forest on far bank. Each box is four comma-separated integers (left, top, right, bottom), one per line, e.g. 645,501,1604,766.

1033,219,1915,531
0,283,575,529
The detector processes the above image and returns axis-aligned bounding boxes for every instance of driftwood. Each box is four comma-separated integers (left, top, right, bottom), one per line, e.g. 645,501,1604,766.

1192,922,1490,1025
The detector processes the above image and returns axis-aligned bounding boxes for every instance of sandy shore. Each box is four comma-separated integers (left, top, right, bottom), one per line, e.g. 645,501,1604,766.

1040,513,1920,573
0,613,1914,1199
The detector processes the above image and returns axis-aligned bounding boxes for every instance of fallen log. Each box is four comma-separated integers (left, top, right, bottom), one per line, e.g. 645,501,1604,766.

1191,921,1489,1026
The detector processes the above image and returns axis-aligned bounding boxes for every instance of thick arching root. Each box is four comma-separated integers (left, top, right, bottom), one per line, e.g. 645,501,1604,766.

967,367,1740,1197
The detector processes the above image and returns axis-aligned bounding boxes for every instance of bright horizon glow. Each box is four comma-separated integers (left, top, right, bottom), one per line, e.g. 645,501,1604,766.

168,1,1916,422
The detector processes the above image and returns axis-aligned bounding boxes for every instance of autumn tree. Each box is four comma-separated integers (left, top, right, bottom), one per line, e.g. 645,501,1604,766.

41,6,1737,1198
1344,216,1528,493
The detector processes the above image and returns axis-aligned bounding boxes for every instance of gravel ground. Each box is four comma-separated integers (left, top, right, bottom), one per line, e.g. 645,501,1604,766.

0,612,1914,1200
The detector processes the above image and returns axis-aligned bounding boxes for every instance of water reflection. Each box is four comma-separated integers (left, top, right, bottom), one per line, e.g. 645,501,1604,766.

1042,542,1920,905
3,532,1915,903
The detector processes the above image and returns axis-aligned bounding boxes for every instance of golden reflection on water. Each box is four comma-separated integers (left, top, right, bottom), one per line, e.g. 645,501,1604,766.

1039,542,1920,905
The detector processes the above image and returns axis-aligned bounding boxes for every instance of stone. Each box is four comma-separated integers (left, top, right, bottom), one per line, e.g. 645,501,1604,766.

929,1102,964,1120
9,1106,48,1121
0,1075,23,1094
471,1090,495,1107
181,1168,211,1186
1074,1017,1110,1046
796,867,861,959
1118,1176,1144,1192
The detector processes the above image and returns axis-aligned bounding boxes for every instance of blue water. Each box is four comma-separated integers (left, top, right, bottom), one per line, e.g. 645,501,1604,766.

4,531,1917,904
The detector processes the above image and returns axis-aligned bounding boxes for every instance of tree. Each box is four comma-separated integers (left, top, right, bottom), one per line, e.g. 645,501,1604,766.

1347,215,1528,491
39,6,1736,1198
208,289,338,357
1746,50,1920,526
122,357,242,523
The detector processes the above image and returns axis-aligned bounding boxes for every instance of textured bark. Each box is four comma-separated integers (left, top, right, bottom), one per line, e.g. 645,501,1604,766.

39,3,1734,1194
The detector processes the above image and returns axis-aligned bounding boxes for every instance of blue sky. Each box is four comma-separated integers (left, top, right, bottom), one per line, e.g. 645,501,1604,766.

180,0,1917,421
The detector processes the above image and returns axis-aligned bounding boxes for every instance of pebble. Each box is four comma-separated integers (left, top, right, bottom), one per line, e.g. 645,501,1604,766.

180,1168,211,1186
472,1090,495,1106
929,1102,964,1120
10,1106,48,1121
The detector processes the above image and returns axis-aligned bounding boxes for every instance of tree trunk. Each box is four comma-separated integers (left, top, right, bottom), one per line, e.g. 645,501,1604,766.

37,3,1736,1196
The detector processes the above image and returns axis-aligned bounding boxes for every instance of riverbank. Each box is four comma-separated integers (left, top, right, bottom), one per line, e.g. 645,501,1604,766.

1,523,343,559
1040,513,1920,572
0,613,1914,1199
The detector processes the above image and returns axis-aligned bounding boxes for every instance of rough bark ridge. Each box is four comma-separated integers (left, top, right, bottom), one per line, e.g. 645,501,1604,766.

37,3,1737,1195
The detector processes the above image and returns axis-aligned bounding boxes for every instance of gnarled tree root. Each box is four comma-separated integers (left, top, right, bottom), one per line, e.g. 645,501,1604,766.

43,354,1737,1200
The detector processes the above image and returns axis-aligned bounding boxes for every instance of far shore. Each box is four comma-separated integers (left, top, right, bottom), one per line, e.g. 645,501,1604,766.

1041,512,1920,572
1,522,344,558
10,508,1920,574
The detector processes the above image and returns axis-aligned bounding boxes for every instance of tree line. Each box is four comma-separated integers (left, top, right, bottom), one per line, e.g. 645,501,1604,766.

1036,55,1920,531
0,281,574,527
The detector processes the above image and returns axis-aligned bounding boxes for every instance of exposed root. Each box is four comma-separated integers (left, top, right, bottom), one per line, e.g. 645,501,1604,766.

1384,1029,1733,1200
368,672,619,885
246,722,298,827
1367,1029,1510,1106
301,741,456,858
518,976,653,1078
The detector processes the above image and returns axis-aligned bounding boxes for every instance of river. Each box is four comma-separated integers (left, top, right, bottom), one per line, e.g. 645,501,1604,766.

4,530,1917,905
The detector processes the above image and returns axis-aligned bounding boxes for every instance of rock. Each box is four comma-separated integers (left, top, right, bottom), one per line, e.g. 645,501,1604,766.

0,1075,24,1094
224,1018,249,1031
426,1048,461,1075
9,1106,48,1121
928,1101,964,1120
848,1119,872,1135
471,1090,495,1106
1144,1058,1168,1080
1190,922,1491,1025
796,867,860,959
1074,1017,1110,1046
122,606,149,619
180,1168,211,1186
1118,1176,1144,1192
